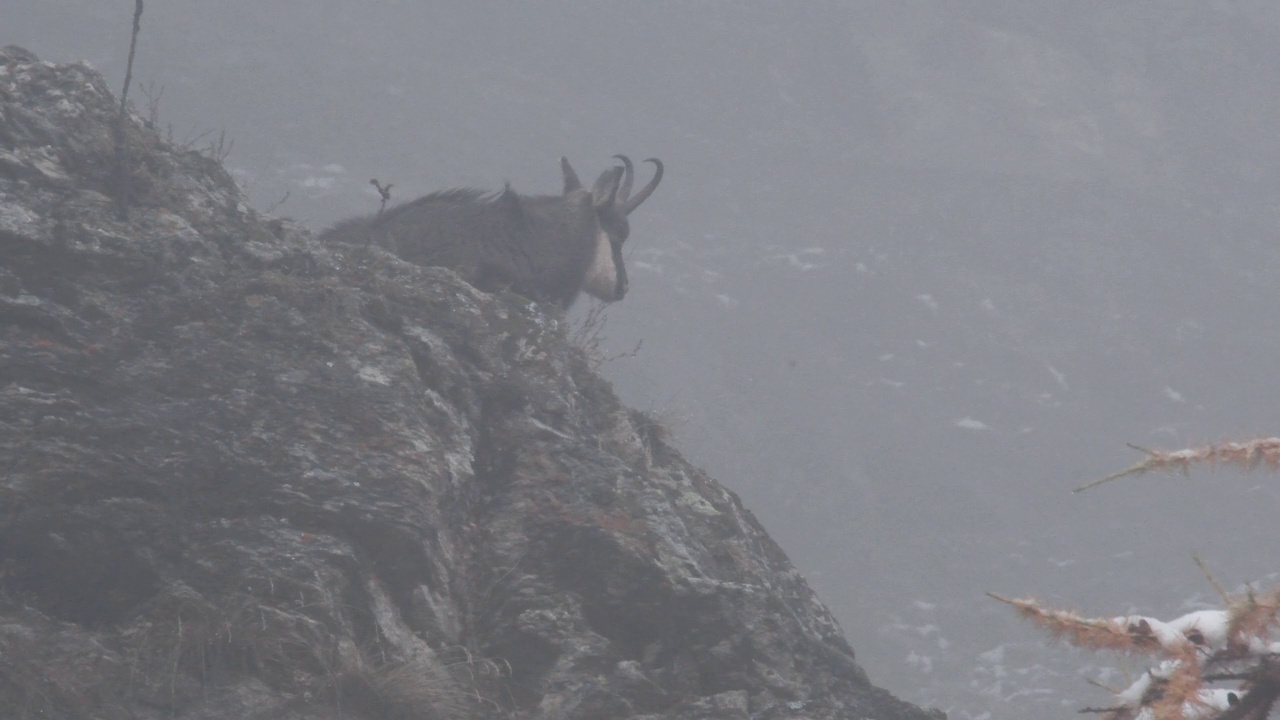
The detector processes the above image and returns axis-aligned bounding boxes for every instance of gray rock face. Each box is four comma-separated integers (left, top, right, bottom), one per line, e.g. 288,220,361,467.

0,46,943,720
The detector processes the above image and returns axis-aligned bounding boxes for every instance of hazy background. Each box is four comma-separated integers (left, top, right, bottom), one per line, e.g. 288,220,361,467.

11,3,1280,717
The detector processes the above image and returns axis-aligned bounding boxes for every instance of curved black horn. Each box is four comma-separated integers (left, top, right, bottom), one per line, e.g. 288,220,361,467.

612,154,635,202
618,158,663,215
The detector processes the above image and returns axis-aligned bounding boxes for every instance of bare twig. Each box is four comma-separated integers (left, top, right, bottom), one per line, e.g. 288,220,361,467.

1194,553,1230,606
138,80,163,128
176,127,216,151
364,179,396,248
370,179,394,215
205,129,233,163
569,301,642,369
265,190,291,214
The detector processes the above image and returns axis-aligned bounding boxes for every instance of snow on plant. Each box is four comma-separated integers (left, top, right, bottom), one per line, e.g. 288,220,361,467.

994,438,1280,719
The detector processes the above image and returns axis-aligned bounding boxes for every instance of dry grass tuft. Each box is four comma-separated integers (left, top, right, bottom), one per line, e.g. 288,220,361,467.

569,301,641,370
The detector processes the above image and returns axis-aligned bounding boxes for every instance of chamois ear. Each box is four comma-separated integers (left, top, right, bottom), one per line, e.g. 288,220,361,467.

590,166,624,209
561,157,583,194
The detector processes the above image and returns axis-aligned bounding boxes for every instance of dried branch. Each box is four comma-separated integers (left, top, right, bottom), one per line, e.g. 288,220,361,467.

1075,438,1280,493
993,583,1280,719
986,593,1140,652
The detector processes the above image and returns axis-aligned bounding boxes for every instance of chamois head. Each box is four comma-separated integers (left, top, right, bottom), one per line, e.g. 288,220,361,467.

560,155,664,303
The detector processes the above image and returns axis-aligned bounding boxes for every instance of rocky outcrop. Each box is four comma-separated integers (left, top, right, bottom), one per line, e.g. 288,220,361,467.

0,46,942,720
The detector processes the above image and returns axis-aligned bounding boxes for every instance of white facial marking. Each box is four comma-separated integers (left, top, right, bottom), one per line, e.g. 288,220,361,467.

582,230,619,300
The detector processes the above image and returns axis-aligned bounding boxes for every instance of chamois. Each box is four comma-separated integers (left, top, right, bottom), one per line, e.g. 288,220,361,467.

321,156,663,309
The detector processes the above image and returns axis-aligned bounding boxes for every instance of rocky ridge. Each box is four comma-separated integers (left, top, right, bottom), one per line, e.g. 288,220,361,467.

0,47,942,720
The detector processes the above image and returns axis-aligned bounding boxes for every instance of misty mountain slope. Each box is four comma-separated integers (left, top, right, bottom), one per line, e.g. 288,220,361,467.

10,3,1280,718
614,162,1280,717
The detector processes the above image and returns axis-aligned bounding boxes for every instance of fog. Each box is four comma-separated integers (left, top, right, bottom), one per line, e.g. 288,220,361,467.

11,3,1280,717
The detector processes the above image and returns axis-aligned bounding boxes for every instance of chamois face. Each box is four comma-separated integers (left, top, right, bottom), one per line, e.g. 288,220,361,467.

558,154,665,302
582,226,628,301
569,162,632,303
583,188,633,301
587,154,661,304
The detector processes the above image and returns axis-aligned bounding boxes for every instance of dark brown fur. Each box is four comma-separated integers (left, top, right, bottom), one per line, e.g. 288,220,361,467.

321,156,662,309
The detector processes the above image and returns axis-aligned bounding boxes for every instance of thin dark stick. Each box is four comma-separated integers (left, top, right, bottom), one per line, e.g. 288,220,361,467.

113,1,144,218
120,0,144,113
367,179,394,247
